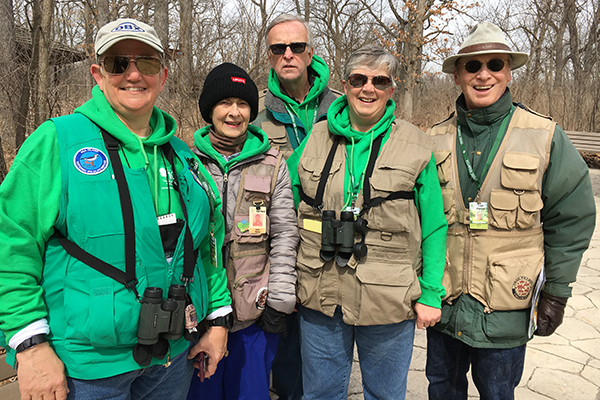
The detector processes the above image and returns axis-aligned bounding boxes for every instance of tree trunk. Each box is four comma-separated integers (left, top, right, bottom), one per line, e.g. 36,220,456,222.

155,0,169,58
179,0,193,92
97,0,109,29
0,0,16,176
34,0,54,128
15,1,42,147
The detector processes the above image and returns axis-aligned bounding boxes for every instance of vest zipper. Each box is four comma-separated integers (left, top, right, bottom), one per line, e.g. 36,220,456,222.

222,172,229,228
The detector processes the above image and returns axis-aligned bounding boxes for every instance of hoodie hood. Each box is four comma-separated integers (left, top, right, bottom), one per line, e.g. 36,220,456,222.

267,54,330,106
75,85,177,168
194,124,270,172
327,95,396,141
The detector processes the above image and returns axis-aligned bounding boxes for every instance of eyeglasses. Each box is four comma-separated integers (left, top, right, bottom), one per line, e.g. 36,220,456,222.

269,42,308,55
461,59,507,74
347,74,393,90
101,55,163,75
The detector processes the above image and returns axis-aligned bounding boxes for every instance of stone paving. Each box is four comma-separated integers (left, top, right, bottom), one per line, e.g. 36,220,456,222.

346,169,600,399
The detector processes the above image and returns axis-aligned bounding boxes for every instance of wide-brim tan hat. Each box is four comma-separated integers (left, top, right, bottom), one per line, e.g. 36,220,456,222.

95,18,163,56
442,22,529,74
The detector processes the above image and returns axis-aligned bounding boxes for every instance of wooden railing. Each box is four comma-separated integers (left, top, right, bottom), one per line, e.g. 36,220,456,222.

565,131,600,153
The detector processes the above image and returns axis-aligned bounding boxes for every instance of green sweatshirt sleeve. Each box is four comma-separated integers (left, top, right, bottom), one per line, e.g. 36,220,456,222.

414,154,448,308
0,121,62,341
540,126,596,298
191,155,232,313
286,139,308,209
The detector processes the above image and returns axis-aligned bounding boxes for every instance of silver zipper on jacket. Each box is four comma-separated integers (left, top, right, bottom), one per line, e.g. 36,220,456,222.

222,172,229,227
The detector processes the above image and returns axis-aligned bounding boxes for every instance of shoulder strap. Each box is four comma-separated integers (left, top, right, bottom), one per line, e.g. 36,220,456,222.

57,129,140,299
361,133,414,216
298,135,341,212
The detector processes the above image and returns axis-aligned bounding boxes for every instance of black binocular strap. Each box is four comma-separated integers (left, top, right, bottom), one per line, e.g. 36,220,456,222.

361,133,415,216
162,142,197,283
298,135,341,210
298,133,414,214
56,132,198,297
57,130,139,297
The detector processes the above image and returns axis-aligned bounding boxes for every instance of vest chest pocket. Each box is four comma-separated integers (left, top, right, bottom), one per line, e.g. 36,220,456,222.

299,156,342,196
501,152,540,191
489,189,543,230
433,150,452,185
366,166,416,233
298,156,342,217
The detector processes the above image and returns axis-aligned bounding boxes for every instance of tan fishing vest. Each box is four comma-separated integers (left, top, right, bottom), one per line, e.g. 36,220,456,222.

260,119,295,160
225,148,283,323
428,106,555,312
296,118,431,326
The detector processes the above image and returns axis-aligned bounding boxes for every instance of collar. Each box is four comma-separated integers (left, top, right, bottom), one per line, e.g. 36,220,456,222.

456,88,513,131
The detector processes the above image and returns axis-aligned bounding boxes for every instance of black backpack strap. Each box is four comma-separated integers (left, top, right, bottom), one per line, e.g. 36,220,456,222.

361,132,414,216
162,142,197,283
57,129,140,299
298,135,341,212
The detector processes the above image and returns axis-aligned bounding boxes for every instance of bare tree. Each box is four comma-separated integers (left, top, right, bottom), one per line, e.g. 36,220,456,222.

34,0,54,126
0,0,15,180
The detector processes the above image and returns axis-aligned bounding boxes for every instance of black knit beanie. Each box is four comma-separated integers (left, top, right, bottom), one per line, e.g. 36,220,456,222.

198,63,259,123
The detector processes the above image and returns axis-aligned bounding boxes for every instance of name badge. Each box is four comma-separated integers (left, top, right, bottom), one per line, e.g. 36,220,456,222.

469,202,488,230
249,206,267,234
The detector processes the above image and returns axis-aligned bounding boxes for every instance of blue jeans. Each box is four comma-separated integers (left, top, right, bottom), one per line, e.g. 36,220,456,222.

271,310,303,400
67,348,195,400
187,323,279,400
426,328,526,400
299,305,415,400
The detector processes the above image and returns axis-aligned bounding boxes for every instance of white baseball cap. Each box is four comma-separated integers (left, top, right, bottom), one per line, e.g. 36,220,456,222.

95,18,163,56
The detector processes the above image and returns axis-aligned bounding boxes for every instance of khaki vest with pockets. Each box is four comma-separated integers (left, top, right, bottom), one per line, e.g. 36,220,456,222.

296,118,431,326
226,148,283,322
428,106,554,312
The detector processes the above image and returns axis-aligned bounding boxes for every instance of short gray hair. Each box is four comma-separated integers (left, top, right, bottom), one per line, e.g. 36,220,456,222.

265,14,314,50
344,44,398,88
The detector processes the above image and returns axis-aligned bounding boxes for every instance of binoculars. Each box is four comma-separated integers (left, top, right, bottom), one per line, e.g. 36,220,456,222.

132,285,187,366
321,210,368,267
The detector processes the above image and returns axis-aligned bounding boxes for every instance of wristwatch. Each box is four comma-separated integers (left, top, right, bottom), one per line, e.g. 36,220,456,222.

207,313,234,330
16,334,47,353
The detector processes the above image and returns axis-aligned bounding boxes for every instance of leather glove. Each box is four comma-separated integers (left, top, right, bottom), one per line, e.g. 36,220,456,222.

256,305,288,336
534,291,568,336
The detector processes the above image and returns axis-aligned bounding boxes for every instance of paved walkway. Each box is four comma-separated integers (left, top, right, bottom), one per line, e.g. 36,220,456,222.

347,169,600,399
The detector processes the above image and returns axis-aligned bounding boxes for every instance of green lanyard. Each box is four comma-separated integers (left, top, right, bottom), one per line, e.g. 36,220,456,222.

457,106,514,189
283,97,320,146
343,130,376,210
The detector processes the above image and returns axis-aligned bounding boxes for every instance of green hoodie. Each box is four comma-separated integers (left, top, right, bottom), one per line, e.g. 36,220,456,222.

194,124,271,172
267,54,330,136
287,95,447,308
0,86,230,374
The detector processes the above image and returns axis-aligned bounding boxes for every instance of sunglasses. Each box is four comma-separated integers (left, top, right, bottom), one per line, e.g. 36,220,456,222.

269,42,308,55
347,74,393,90
461,59,507,74
101,55,163,75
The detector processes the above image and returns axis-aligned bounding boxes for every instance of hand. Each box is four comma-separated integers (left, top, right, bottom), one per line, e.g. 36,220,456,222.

188,326,228,379
255,305,287,336
414,303,441,329
535,291,568,336
16,341,69,400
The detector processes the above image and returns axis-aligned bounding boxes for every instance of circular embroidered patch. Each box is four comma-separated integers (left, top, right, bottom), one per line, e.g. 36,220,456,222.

74,148,109,175
255,287,268,310
512,276,534,300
